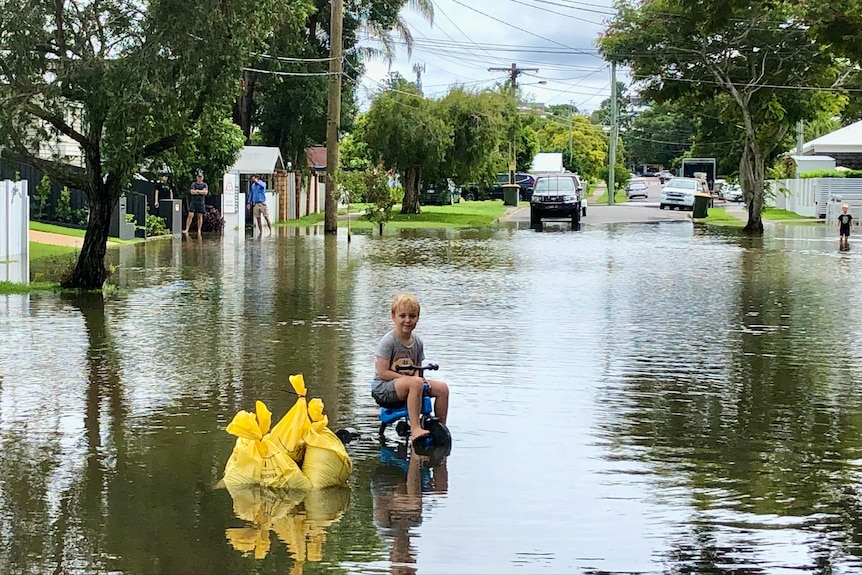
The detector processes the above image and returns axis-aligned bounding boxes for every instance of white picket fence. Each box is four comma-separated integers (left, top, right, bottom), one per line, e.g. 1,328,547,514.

768,177,862,219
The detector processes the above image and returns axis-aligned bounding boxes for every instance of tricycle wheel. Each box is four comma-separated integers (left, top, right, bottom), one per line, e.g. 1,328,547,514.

413,418,452,456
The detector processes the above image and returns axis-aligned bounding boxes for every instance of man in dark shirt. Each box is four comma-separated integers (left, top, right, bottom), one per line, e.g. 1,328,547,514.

153,175,174,211
184,171,208,234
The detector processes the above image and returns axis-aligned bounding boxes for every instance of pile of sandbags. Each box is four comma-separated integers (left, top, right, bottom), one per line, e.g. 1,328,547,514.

222,374,353,490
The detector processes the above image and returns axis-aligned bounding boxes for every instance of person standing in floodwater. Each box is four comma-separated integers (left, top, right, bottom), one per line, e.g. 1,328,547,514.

247,175,272,235
184,171,208,234
838,204,853,251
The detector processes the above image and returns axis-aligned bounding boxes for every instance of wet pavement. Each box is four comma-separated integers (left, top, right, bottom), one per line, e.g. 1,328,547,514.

2,220,862,574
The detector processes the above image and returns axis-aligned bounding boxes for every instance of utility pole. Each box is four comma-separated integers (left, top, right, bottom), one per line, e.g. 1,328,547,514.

488,62,539,93
489,63,539,185
324,0,343,234
607,61,618,206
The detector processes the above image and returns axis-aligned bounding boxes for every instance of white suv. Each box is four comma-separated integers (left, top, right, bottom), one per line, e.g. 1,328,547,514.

659,177,704,210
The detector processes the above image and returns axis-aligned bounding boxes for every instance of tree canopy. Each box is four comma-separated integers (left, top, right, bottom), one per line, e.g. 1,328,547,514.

0,0,307,288
363,80,521,213
599,0,844,233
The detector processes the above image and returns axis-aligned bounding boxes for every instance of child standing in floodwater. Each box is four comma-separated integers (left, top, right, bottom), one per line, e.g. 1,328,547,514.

838,204,853,250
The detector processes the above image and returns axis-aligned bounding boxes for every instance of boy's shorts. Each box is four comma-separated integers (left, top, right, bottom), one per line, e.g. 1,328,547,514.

371,379,401,405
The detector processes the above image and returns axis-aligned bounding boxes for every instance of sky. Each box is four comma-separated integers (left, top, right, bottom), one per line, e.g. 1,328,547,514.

355,0,623,115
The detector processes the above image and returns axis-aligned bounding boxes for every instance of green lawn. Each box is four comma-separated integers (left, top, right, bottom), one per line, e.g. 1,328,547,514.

762,207,816,221
30,242,78,261
29,221,142,244
278,201,509,229
0,280,59,294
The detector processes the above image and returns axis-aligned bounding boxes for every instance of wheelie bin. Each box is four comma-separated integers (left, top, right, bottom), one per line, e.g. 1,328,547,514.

693,193,711,219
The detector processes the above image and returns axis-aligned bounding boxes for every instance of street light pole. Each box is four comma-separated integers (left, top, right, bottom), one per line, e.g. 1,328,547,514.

608,61,618,206
568,101,573,167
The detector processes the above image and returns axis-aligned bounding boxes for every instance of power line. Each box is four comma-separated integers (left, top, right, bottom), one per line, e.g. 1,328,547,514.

241,67,335,76
504,0,605,25
447,0,604,59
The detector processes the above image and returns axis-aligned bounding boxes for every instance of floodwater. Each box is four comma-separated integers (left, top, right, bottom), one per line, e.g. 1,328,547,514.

2,220,862,574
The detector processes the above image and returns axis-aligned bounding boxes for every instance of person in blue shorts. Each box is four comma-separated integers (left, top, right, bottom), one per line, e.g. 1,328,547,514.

184,170,208,234
372,294,449,443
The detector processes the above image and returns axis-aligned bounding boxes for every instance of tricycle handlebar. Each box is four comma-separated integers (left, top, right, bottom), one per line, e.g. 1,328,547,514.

394,362,439,376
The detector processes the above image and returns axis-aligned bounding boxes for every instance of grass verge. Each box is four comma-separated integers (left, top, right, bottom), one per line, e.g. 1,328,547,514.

699,207,746,227
593,188,628,204
342,201,508,229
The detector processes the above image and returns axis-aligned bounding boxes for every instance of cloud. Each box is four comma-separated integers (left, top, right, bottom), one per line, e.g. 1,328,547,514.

358,0,623,113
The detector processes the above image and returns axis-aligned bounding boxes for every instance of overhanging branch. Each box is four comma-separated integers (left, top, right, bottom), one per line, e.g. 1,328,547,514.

24,104,90,148
5,135,90,190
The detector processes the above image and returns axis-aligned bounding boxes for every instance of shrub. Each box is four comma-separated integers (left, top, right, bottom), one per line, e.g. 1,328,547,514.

146,214,168,236
35,175,51,218
55,187,72,222
800,168,862,179
202,205,225,233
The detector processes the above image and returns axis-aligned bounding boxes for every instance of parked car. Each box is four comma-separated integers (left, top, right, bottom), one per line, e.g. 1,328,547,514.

658,170,674,184
626,178,649,199
529,175,582,227
659,177,703,210
723,184,743,202
462,172,535,201
419,179,460,206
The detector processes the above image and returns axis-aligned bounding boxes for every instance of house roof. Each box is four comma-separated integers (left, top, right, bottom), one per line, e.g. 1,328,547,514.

229,146,285,174
803,120,862,154
306,146,327,170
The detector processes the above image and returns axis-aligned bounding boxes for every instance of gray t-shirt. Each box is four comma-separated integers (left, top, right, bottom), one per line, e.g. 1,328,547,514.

373,330,425,385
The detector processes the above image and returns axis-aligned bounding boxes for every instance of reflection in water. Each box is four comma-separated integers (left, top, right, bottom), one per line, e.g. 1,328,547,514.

222,483,349,570
8,223,862,573
371,442,449,575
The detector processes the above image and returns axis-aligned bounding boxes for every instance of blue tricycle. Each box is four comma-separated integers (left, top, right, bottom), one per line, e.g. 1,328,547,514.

376,362,452,455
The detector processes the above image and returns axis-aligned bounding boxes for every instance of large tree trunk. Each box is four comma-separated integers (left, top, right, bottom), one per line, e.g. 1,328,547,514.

232,69,257,143
401,167,421,214
740,140,765,235
61,181,121,290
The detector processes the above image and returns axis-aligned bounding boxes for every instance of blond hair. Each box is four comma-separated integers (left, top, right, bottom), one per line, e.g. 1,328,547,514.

843,204,849,209
391,293,420,315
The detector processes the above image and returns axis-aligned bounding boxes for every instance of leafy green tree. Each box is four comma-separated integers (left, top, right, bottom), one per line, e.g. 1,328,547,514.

625,102,697,168
440,87,517,187
534,114,608,180
363,79,452,214
0,0,306,288
600,0,842,233
236,0,434,166
340,114,372,170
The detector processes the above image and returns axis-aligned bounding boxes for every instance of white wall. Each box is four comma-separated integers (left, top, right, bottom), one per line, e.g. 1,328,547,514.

0,180,30,284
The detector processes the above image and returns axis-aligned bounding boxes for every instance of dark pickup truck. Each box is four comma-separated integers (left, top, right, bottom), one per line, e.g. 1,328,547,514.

461,172,536,201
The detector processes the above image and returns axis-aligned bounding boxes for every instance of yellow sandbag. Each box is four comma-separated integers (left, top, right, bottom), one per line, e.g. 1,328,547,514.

223,400,312,491
301,399,353,489
269,374,312,463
